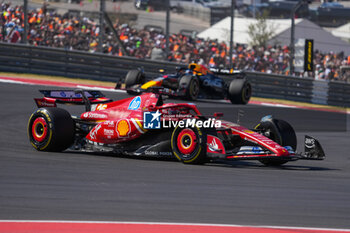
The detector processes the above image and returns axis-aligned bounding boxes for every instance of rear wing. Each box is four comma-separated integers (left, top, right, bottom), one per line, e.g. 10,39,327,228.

209,68,246,80
34,89,112,111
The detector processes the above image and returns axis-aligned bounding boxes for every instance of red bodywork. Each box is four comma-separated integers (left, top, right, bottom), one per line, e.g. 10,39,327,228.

73,92,294,160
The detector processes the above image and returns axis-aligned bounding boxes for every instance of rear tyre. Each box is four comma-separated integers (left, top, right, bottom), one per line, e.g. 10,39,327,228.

179,75,199,101
125,70,145,94
228,79,251,104
28,108,75,152
171,126,206,164
255,118,297,166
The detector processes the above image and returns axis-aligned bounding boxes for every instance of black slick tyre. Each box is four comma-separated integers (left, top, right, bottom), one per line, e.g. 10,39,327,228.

125,70,145,94
228,78,251,104
171,125,206,164
179,75,199,100
255,119,297,166
28,108,75,152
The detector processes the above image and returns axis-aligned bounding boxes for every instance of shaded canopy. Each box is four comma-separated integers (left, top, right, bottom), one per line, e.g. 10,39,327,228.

198,17,350,54
332,23,350,40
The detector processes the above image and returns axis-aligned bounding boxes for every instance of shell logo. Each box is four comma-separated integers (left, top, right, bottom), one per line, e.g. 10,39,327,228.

117,120,130,137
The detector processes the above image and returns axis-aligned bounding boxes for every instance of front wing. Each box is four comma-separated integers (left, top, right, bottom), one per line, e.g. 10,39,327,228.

205,134,325,162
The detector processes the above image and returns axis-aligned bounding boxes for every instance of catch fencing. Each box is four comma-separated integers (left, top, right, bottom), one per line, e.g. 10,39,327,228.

0,42,349,108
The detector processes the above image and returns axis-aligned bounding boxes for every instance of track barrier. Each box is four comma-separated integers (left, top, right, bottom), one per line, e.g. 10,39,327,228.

1,42,349,107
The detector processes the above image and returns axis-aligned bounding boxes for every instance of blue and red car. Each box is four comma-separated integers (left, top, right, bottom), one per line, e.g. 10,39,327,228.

119,63,252,105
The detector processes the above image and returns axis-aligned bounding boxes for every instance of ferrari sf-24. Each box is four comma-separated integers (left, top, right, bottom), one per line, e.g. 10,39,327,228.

28,89,325,166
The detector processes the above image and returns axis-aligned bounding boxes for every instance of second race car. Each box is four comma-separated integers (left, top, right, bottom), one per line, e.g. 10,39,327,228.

118,63,252,105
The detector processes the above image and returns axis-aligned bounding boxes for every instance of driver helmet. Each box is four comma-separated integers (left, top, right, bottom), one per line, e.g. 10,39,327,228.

188,63,208,75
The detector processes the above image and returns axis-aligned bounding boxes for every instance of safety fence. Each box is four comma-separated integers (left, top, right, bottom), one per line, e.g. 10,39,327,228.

0,42,349,108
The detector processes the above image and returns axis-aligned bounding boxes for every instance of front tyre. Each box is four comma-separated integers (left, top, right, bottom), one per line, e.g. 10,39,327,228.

125,70,145,94
171,126,206,164
28,108,75,152
255,118,297,166
179,75,199,101
228,78,251,104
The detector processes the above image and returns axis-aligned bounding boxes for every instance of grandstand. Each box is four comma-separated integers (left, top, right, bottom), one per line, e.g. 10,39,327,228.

1,1,349,81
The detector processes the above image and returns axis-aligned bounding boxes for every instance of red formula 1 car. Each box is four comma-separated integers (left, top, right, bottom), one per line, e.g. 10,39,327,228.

28,89,325,166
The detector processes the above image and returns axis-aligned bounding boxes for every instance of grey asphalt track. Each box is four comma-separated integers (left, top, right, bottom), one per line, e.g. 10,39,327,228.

0,82,349,229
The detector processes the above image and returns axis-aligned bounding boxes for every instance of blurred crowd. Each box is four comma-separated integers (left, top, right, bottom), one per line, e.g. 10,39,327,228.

1,2,350,82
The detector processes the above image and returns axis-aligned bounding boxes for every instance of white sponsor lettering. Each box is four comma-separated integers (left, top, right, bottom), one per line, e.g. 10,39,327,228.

104,129,114,136
305,138,315,145
84,112,108,119
145,151,158,156
90,124,102,140
37,100,56,107
274,144,284,149
305,137,316,149
159,152,172,156
237,146,264,155
162,118,221,128
103,121,115,127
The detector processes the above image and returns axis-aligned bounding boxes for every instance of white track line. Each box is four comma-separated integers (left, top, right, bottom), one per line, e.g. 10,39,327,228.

260,103,298,108
0,79,31,85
